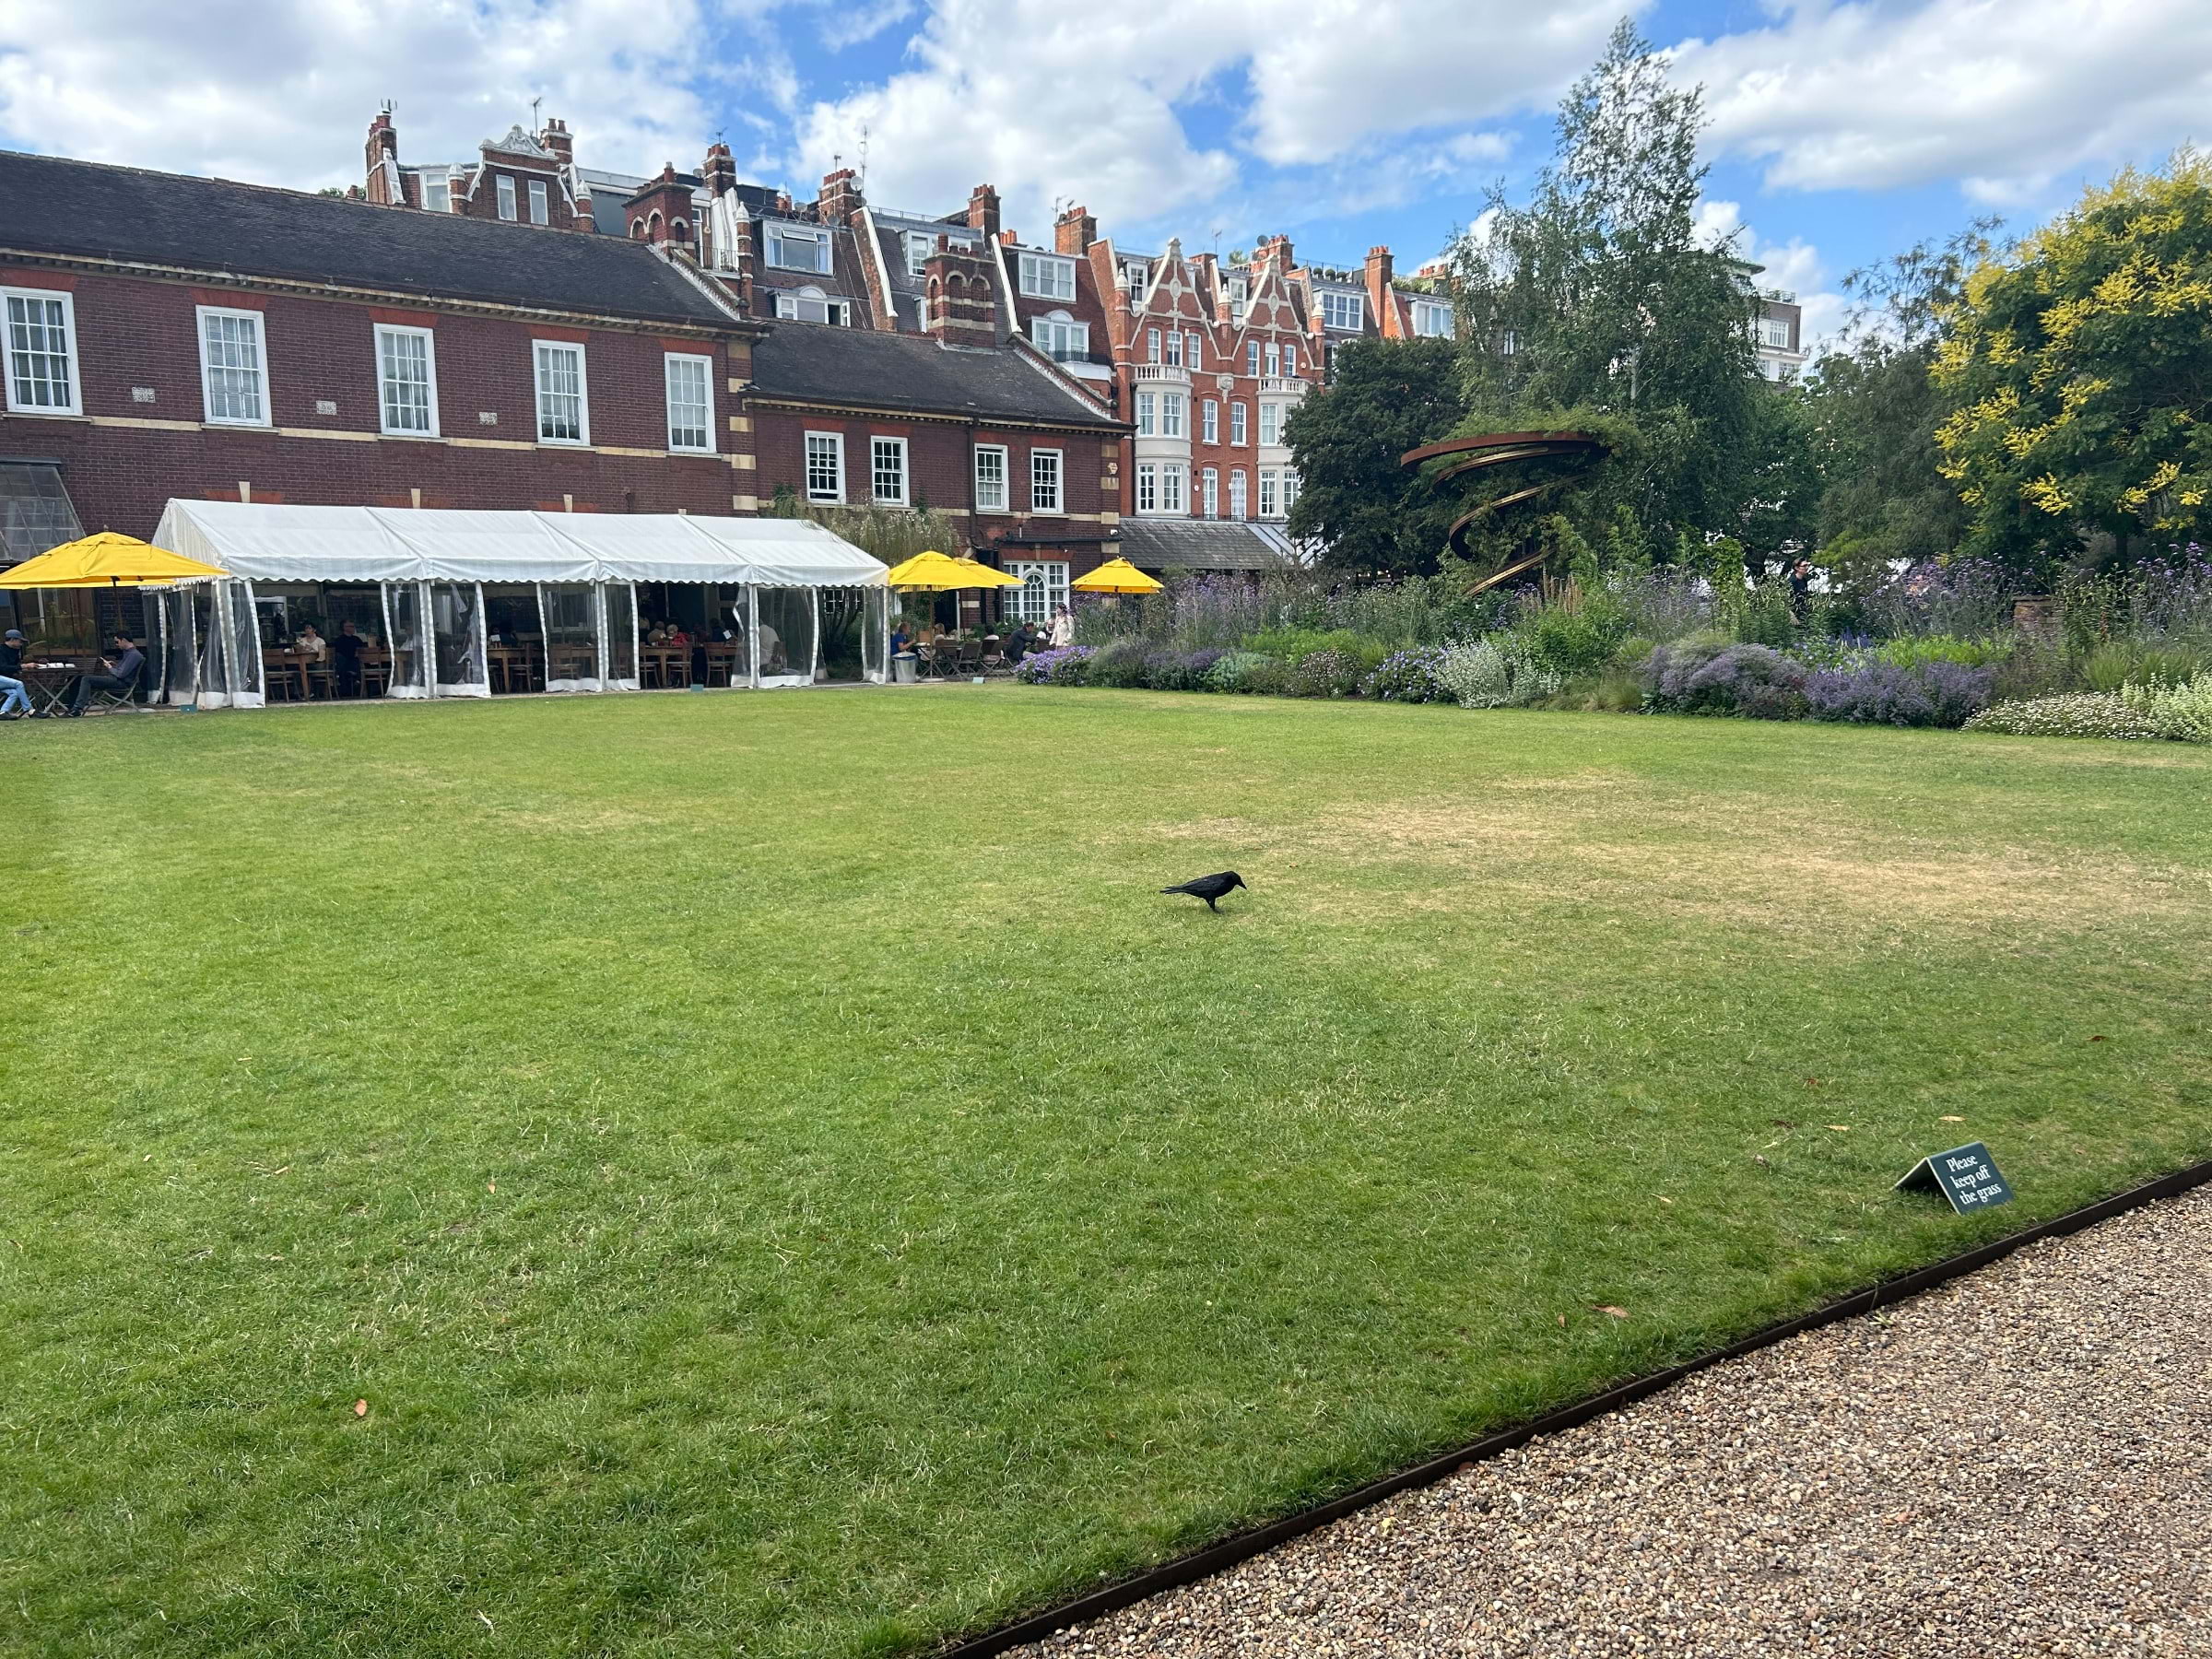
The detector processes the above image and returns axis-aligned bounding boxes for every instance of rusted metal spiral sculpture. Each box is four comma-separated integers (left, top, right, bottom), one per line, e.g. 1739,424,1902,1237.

1399,429,1606,594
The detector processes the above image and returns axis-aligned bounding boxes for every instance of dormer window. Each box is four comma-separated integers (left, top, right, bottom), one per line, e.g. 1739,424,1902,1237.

421,176,450,213
1124,261,1151,302
528,178,549,226
496,175,517,221
774,286,851,326
769,224,833,274
1320,290,1364,331
1018,252,1076,301
1412,300,1454,337
1030,311,1089,363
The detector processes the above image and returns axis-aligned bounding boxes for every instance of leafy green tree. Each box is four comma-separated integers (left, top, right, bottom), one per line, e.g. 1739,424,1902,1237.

1284,335,1465,575
1445,20,1765,548
1802,224,1995,587
1936,149,2212,583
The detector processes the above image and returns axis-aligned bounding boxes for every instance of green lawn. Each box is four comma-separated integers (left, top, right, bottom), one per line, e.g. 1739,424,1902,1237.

9,687,2211,1656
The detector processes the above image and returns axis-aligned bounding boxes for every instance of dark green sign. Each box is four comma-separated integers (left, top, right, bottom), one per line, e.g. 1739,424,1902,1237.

1894,1141,2014,1214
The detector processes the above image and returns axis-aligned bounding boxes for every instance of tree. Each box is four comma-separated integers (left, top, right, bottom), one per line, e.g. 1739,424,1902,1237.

1801,224,1995,586
1284,335,1465,574
1444,20,1766,551
1935,148,2212,584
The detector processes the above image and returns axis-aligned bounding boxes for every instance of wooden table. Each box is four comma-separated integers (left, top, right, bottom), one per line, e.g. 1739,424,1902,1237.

262,649,314,701
18,660,89,715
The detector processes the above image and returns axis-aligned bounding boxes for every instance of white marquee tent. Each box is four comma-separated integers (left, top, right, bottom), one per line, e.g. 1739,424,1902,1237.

148,501,889,707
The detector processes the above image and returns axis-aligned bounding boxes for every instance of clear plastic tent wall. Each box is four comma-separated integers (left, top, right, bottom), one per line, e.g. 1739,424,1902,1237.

149,502,888,702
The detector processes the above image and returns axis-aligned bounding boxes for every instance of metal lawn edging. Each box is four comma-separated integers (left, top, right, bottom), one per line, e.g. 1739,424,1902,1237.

935,1157,2212,1658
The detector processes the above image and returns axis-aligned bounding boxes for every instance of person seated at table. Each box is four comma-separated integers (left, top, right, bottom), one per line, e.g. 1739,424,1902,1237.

890,622,913,654
296,624,327,660
63,632,145,716
0,627,29,719
665,623,691,647
646,622,669,644
330,620,367,697
756,618,786,673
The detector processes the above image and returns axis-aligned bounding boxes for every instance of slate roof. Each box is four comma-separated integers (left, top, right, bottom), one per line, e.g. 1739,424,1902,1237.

0,149,743,329
746,325,1124,430
1112,517,1301,571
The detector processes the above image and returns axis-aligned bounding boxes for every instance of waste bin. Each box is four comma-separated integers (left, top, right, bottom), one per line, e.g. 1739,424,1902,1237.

892,652,918,684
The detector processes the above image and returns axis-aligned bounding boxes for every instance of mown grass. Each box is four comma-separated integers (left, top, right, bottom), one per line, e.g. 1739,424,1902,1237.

8,687,2210,1656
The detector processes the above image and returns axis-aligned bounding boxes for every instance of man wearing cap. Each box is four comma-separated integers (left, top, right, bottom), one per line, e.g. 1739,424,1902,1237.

0,628,29,720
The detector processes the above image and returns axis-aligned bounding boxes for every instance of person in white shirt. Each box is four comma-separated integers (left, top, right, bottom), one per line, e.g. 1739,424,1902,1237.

296,625,327,661
1048,606,1074,649
757,620,785,673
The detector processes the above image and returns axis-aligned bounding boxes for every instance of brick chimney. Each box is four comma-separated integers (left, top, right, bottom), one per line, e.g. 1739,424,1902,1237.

1054,204,1096,256
364,107,402,205
966,183,1001,241
571,179,596,233
1364,245,1395,336
625,164,696,251
922,239,998,346
817,167,864,227
1255,233,1295,272
701,142,737,199
537,117,573,168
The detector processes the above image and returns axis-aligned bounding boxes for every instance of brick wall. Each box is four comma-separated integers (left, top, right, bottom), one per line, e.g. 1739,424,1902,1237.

746,406,1120,572
0,267,752,539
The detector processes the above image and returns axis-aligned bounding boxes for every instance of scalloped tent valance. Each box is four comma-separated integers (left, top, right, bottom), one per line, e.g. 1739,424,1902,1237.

150,501,888,589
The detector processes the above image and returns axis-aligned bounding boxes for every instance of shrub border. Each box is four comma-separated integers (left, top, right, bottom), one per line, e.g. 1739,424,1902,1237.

936,1154,2212,1656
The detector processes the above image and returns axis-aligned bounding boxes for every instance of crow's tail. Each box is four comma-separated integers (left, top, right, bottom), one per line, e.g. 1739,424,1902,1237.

1159,883,1190,895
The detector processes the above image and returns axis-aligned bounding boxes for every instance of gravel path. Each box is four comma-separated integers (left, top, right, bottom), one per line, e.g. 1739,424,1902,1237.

1015,1185,2212,1658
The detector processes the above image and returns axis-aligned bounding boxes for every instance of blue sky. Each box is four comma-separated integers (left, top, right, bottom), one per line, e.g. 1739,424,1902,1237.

5,0,2209,344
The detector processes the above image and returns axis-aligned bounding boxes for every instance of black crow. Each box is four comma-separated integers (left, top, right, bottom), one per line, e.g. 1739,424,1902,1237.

1161,871,1246,912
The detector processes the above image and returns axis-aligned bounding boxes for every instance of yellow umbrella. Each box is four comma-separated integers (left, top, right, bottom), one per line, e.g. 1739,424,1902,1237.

949,556,1023,588
4,531,226,587
1071,557,1164,595
880,549,977,592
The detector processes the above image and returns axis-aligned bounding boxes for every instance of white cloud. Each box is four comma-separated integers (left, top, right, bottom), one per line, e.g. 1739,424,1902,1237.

1699,198,1846,349
817,0,918,51
0,0,778,190
1675,0,2212,199
795,0,1618,240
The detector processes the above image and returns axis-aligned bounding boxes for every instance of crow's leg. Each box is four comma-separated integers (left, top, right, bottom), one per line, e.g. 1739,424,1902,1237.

1205,896,1218,912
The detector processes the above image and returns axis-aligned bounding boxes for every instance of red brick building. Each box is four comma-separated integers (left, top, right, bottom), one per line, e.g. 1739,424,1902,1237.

0,145,1135,640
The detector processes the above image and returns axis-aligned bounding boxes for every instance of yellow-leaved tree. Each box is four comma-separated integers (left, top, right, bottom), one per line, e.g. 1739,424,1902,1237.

1936,147,2212,584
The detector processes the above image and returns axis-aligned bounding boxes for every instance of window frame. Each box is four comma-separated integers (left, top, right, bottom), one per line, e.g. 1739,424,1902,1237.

1185,332,1203,369
769,223,834,275
528,177,550,226
196,304,271,429
973,443,1010,512
1135,461,1159,515
1201,466,1218,519
3,285,82,417
1201,399,1218,444
532,338,589,446
1161,392,1185,439
1229,401,1247,446
1759,315,1794,349
1321,290,1365,331
422,176,450,213
664,351,714,454
1164,330,1182,368
1030,311,1089,362
805,430,845,503
1230,468,1248,520
1412,300,1453,338
1259,467,1280,518
870,435,909,506
496,174,518,221
1159,462,1187,515
1030,447,1064,514
1246,340,1260,376
1259,401,1280,447
1006,559,1071,624
773,286,852,326
1135,390,1157,438
1018,251,1077,301
372,322,440,439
